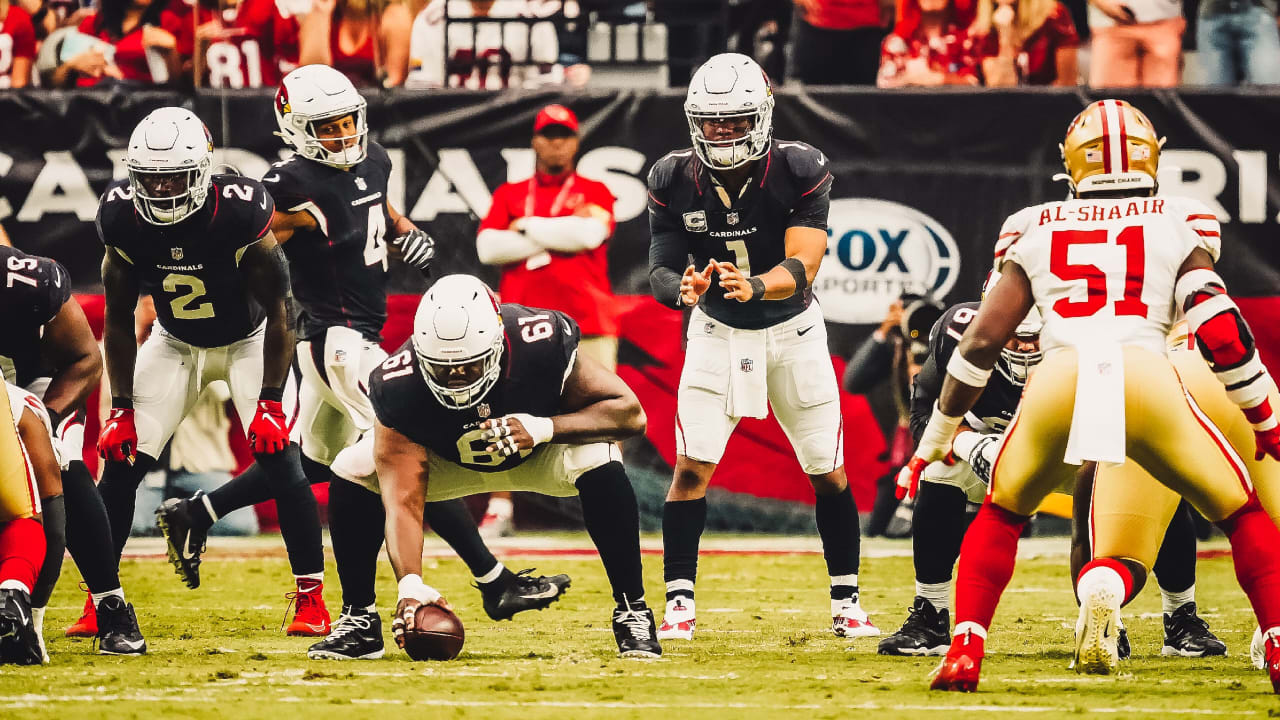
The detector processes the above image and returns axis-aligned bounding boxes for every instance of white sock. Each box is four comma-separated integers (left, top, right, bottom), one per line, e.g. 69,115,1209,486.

830,573,858,591
665,579,694,606
31,606,44,633
486,497,514,518
916,580,951,613
295,573,323,589
954,621,988,640
0,579,31,594
363,604,377,613
200,493,220,523
474,562,506,585
91,588,125,608
1076,566,1125,608
1161,585,1194,615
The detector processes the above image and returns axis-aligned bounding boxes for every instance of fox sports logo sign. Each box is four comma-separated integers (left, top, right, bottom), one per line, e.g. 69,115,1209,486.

814,198,960,325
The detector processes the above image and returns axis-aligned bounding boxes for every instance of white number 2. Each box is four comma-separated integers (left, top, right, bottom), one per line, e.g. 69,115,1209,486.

365,206,387,270
724,239,751,276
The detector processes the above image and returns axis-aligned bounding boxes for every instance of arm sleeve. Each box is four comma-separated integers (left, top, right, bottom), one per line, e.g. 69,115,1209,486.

647,191,688,311
842,334,895,394
521,216,609,253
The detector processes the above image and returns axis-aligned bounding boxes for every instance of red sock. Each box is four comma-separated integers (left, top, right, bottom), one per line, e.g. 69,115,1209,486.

0,518,46,594
1077,558,1137,605
1217,497,1280,631
954,502,1030,632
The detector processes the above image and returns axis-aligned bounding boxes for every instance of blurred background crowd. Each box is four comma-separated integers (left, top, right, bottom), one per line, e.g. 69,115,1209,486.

0,0,1276,91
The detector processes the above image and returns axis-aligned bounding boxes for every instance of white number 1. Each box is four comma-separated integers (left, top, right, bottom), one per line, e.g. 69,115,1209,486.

724,239,751,276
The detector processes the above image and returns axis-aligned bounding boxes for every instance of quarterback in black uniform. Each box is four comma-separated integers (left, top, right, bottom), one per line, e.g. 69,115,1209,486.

0,245,140,657
647,53,872,641
880,290,1225,659
375,275,660,659
95,106,328,637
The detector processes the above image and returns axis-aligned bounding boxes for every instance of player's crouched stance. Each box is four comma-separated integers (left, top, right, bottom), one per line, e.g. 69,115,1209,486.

374,276,661,659
0,381,53,665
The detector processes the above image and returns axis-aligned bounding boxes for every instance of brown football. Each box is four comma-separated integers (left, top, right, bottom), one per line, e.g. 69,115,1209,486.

401,604,465,661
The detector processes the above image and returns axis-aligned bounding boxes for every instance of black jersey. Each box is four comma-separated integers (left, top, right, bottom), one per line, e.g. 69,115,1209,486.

909,302,1025,442
647,139,833,330
95,174,274,348
0,246,72,386
262,142,394,343
370,304,579,473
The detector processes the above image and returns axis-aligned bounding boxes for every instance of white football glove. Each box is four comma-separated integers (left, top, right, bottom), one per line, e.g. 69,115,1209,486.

394,229,436,271
952,430,1003,485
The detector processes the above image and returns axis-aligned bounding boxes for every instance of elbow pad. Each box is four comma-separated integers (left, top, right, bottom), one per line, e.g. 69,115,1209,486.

1176,268,1269,410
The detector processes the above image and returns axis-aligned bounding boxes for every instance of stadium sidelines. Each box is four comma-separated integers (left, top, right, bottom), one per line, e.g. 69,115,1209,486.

112,535,1232,560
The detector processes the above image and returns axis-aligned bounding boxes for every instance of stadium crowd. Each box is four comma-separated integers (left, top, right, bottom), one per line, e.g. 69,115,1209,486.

0,0,1277,89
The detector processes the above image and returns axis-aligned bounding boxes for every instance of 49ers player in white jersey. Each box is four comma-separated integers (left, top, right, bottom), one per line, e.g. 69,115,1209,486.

907,99,1280,692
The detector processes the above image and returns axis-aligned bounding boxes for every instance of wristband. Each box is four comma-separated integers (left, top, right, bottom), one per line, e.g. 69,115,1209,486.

397,574,442,604
512,414,554,446
946,351,994,387
111,397,133,410
918,405,963,460
748,276,766,302
779,257,808,297
259,386,284,402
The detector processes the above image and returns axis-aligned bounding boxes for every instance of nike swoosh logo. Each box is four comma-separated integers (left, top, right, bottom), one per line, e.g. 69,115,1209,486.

116,638,145,651
15,606,27,625
520,587,561,600
797,325,815,336
260,195,268,210
263,174,280,182
299,622,328,632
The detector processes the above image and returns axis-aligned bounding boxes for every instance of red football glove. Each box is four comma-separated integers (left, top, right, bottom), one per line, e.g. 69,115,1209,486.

1254,425,1280,462
248,400,289,454
894,452,958,501
98,407,138,465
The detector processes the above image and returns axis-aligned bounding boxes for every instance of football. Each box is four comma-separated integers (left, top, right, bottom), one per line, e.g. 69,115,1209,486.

401,604,465,661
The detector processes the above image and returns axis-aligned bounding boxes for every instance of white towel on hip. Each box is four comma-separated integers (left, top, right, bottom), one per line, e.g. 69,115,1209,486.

1063,344,1126,465
725,327,768,420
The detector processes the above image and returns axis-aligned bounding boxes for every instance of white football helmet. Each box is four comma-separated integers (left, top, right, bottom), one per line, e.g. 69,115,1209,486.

685,53,774,170
275,64,368,168
983,270,1044,386
125,107,214,225
411,275,505,409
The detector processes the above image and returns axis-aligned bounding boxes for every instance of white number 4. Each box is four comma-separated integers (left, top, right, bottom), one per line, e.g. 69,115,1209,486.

365,207,387,270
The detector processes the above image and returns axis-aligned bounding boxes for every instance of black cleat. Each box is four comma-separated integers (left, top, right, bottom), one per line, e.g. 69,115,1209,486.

878,596,951,656
156,492,209,589
95,595,147,656
308,606,385,660
0,588,42,665
612,599,661,659
1162,602,1227,657
479,568,571,621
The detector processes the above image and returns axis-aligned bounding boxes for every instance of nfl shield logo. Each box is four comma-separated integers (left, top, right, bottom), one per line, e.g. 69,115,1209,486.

477,403,491,418
355,177,367,191
703,322,715,334
739,358,753,373
726,211,739,226
171,248,184,260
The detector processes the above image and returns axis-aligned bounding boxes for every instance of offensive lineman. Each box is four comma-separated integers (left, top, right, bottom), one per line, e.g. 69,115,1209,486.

96,106,329,636
157,66,570,657
376,275,661,659
911,99,1280,692
647,53,873,640
0,244,147,656
882,289,1225,659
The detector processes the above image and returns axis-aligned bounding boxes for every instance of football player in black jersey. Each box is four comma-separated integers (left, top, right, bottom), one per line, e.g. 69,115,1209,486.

0,244,142,657
156,66,569,659
881,282,1225,660
647,53,873,641
375,275,660,659
95,107,329,638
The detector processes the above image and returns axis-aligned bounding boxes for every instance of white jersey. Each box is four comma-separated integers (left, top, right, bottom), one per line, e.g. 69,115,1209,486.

993,195,1221,356
406,0,560,90
6,381,50,439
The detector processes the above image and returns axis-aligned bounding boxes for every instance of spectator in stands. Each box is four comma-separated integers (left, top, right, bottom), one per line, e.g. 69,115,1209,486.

55,0,184,86
793,0,896,85
174,0,301,89
474,103,617,537
1196,0,1280,85
973,0,1079,84
1086,0,1183,86
0,0,36,87
406,0,561,88
843,295,943,537
298,0,411,87
877,0,982,86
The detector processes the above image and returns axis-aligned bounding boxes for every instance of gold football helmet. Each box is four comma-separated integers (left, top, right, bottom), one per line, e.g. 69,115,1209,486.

1059,99,1164,196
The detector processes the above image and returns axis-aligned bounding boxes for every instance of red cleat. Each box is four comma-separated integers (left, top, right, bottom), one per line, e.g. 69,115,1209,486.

1265,631,1280,694
284,580,331,637
930,629,985,692
65,592,97,637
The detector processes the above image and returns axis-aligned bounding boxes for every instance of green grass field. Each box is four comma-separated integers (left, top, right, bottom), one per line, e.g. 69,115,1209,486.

0,535,1270,719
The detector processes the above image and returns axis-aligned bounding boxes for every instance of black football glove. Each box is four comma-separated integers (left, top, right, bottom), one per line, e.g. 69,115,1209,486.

394,229,436,271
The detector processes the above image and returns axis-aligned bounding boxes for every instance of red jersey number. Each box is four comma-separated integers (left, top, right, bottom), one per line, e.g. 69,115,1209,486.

1049,226,1148,319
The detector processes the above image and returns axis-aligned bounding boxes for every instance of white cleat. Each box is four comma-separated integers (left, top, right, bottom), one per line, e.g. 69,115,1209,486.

656,597,695,641
1074,585,1120,675
833,598,880,638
